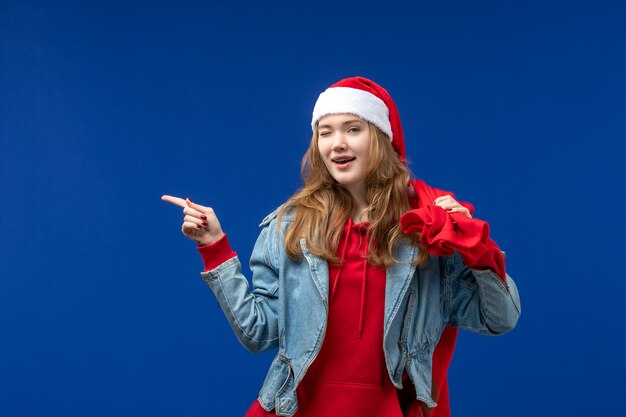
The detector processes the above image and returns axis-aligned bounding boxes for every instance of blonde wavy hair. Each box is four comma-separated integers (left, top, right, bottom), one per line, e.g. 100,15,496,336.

278,121,429,268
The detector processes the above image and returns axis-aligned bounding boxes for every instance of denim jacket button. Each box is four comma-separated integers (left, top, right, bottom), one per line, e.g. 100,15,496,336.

278,398,292,412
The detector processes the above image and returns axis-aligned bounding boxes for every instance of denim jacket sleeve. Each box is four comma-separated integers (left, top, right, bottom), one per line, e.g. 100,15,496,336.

199,221,281,353
444,251,521,335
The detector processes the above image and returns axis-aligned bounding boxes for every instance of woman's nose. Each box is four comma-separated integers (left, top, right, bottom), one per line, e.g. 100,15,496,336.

331,133,347,150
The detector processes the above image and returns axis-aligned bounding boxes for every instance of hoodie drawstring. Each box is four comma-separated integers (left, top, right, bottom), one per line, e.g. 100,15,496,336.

330,218,371,339
330,220,352,304
357,228,370,339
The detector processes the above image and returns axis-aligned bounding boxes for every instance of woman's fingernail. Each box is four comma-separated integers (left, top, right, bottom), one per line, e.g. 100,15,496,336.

202,221,208,226
201,215,207,220
196,224,202,229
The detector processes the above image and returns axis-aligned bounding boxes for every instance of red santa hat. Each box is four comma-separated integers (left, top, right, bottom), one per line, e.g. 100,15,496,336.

311,76,406,161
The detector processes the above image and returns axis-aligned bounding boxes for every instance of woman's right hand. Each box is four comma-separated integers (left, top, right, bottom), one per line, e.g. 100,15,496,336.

161,195,225,246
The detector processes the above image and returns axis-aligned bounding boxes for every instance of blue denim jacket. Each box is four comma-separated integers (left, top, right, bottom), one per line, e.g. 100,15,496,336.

200,207,521,417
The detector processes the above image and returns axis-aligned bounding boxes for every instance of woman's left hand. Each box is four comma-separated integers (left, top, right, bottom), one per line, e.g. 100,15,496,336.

433,195,472,218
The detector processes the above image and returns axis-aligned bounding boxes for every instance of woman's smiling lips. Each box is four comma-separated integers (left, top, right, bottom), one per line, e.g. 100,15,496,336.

332,155,357,167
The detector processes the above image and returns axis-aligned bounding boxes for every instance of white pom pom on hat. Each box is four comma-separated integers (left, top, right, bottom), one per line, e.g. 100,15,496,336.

311,76,406,161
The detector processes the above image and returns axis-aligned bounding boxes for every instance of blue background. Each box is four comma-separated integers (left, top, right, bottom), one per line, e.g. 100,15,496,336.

1,0,625,416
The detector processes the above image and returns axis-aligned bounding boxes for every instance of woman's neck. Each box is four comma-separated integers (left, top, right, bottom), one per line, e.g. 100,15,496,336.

343,182,368,223
350,195,369,223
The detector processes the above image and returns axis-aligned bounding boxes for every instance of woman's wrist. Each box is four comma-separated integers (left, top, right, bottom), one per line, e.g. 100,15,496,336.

197,232,226,247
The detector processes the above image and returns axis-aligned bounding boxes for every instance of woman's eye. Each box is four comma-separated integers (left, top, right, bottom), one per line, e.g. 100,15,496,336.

348,127,361,133
319,131,330,137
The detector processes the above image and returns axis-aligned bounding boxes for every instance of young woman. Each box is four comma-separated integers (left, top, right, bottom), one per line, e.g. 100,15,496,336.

163,77,521,417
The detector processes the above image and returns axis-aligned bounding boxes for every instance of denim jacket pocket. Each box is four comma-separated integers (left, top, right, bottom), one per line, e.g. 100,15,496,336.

274,355,297,416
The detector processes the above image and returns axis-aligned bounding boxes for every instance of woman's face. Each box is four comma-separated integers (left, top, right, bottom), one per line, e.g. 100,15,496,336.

317,114,371,199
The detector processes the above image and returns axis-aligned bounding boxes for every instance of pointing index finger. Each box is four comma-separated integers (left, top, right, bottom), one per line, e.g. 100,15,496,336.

161,195,188,209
